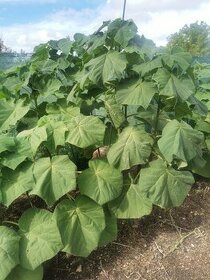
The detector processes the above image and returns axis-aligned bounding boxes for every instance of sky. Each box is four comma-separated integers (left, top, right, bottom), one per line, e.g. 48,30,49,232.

0,0,210,52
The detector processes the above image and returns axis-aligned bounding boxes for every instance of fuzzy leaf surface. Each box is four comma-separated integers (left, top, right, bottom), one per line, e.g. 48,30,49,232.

5,266,43,280
54,196,105,257
78,159,123,205
1,162,35,206
83,51,127,85
31,155,76,205
66,115,106,148
0,226,20,280
18,208,63,270
107,126,153,170
139,159,194,208
109,183,152,219
116,79,157,109
158,120,204,163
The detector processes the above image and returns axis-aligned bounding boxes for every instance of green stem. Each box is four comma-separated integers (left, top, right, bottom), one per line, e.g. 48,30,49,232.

124,104,128,120
154,97,161,134
2,221,19,227
108,125,113,146
67,193,75,201
32,91,40,118
26,192,34,208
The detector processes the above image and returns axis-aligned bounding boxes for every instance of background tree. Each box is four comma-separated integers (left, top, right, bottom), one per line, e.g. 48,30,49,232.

0,38,11,53
167,21,210,55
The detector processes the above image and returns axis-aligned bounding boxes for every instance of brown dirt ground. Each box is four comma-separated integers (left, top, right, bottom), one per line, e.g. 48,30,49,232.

44,180,210,280
1,179,210,280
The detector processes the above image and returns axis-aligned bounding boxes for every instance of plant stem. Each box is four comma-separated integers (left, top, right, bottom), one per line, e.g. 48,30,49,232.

32,91,40,118
67,193,75,201
2,221,19,227
124,104,128,120
26,192,34,208
154,97,161,134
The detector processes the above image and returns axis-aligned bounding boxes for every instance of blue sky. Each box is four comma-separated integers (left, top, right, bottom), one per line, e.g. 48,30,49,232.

0,0,210,52
0,0,105,26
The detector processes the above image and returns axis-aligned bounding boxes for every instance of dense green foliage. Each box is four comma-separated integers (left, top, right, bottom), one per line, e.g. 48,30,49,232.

167,21,210,55
0,18,210,279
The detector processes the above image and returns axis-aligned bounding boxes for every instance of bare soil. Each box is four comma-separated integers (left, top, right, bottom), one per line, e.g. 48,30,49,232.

44,180,210,280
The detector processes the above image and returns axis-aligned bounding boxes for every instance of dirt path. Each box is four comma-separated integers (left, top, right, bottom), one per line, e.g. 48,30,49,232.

44,180,210,280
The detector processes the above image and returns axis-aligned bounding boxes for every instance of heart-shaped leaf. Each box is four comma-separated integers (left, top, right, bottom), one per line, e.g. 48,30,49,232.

54,196,105,257
78,159,123,205
18,208,63,270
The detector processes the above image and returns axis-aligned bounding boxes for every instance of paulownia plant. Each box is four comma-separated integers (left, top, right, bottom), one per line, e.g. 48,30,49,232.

0,18,210,279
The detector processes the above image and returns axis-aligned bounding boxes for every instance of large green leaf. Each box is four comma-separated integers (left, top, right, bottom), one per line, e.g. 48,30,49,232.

37,78,63,105
30,155,76,205
104,93,125,129
132,56,162,76
109,183,152,219
114,20,137,48
0,134,16,153
158,120,204,164
191,153,210,178
0,226,20,280
66,115,106,148
107,126,153,170
37,115,68,152
139,159,194,208
82,51,127,85
17,126,47,155
0,99,30,132
98,208,117,247
6,266,43,280
18,208,63,270
1,137,33,170
161,47,192,71
116,78,157,109
78,159,123,205
1,162,35,206
153,69,195,101
54,196,105,257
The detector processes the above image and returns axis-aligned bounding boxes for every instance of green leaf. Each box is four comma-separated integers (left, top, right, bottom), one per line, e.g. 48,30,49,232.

31,155,76,205
114,21,137,48
0,99,30,132
17,126,47,155
116,78,157,109
82,51,127,85
0,134,16,153
1,162,35,207
1,137,33,170
109,183,152,219
98,208,117,247
36,79,63,105
153,69,195,101
78,159,123,205
161,47,192,71
132,56,162,76
0,226,20,280
54,196,105,257
5,266,43,280
191,153,210,178
107,126,153,170
18,208,62,270
66,115,106,148
104,93,125,129
139,159,194,208
158,120,204,163
38,115,68,152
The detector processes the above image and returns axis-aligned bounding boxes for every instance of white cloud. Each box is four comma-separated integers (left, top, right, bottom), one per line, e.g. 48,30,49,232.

1,0,210,52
